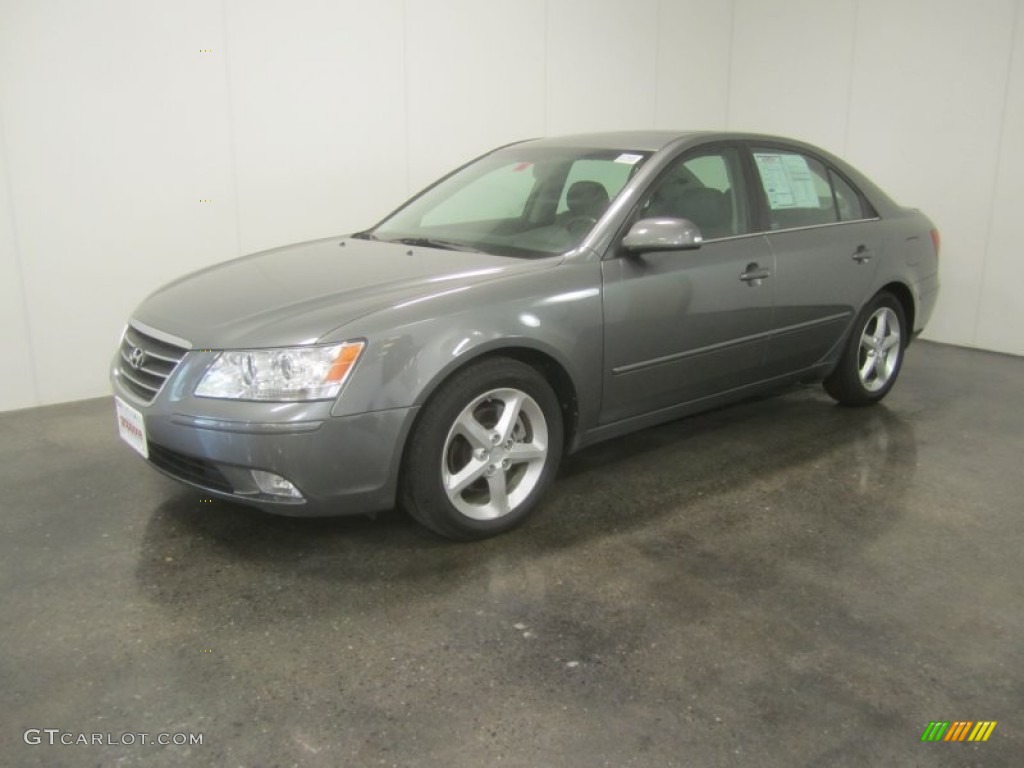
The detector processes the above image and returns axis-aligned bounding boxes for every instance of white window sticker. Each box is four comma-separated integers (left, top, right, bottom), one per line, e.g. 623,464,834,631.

614,153,644,165
754,152,820,210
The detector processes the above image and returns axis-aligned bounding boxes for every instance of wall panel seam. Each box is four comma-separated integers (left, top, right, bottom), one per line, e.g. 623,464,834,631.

725,0,736,127
402,0,412,196
0,100,40,406
972,0,1020,346
842,0,860,156
222,0,243,259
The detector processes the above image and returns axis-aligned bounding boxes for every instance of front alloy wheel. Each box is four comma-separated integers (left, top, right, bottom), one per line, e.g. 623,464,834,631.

402,358,563,540
442,388,549,521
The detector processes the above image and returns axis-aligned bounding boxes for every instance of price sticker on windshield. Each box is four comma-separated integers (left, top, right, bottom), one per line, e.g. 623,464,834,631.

614,153,644,165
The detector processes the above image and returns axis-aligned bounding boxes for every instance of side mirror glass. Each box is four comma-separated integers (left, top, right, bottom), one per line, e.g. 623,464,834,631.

622,218,703,254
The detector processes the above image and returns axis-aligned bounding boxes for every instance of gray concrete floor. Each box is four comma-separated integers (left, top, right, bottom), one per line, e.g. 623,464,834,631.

1,340,1021,767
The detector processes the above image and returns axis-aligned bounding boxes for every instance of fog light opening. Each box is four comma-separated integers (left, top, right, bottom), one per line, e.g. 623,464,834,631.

251,470,304,500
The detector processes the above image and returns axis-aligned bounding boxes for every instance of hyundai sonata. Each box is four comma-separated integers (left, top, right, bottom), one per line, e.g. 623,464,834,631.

112,131,939,539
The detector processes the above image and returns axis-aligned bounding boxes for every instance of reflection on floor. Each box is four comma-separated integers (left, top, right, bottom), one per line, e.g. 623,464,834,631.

1,341,1021,766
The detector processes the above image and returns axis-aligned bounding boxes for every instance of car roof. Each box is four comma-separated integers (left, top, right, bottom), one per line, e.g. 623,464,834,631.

519,130,712,152
503,130,900,215
517,129,852,154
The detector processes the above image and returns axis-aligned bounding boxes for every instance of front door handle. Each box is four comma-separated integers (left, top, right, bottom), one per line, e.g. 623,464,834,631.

852,245,873,264
740,263,771,283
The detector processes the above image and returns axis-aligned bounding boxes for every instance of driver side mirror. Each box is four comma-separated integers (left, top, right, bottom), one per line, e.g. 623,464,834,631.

622,218,703,254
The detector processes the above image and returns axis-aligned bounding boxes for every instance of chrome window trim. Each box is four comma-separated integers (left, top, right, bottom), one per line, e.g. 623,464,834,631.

699,231,768,244
688,216,882,245
760,217,881,236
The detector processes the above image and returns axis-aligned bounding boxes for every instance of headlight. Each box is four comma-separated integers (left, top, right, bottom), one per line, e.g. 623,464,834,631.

194,341,365,401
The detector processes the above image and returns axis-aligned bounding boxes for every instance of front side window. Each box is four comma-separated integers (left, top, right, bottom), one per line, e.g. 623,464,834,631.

371,147,650,258
636,146,749,240
752,147,873,229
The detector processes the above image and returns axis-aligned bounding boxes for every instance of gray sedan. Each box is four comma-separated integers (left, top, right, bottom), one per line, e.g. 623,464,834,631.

111,131,939,539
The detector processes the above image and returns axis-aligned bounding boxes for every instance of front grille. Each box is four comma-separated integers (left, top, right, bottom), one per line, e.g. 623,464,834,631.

147,443,234,494
117,324,189,403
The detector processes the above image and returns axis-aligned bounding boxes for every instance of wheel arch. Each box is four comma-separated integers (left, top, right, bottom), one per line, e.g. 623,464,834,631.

396,343,583,490
496,347,580,450
878,281,916,342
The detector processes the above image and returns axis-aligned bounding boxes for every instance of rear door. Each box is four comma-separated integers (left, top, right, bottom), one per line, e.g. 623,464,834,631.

600,144,775,424
748,144,882,377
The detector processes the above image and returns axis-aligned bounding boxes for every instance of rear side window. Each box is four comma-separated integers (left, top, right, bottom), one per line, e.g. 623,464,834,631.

752,148,873,230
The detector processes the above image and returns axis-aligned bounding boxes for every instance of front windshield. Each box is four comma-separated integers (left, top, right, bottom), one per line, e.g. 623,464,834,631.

368,146,652,258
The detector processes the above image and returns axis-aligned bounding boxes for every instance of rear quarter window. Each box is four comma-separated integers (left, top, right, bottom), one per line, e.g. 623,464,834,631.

829,169,873,221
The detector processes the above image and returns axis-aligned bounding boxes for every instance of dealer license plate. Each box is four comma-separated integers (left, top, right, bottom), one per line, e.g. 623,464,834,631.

115,397,148,458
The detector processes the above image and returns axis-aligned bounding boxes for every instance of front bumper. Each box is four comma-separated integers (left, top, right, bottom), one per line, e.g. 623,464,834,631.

111,350,418,516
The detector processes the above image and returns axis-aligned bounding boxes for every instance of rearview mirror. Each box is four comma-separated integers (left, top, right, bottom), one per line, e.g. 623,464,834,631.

622,218,703,254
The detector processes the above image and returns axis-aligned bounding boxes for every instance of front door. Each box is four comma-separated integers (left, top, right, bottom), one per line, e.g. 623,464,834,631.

600,145,775,425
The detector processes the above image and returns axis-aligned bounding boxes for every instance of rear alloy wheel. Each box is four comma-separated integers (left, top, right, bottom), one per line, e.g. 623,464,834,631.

824,291,907,406
402,358,563,540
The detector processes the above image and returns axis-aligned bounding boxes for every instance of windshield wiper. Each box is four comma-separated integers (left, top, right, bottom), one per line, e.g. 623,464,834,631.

349,230,378,240
382,237,478,252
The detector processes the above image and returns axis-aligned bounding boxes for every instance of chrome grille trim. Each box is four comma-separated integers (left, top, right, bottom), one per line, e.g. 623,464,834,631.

116,323,190,403
129,319,193,350
117,366,161,395
121,345,181,365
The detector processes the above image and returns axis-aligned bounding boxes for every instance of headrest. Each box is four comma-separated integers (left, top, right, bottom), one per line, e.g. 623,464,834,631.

566,181,610,217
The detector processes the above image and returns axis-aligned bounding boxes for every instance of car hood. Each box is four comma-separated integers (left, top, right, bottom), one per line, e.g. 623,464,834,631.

132,236,555,348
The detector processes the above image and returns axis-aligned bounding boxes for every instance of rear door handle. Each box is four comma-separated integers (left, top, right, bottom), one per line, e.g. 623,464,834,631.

740,263,771,283
852,245,873,264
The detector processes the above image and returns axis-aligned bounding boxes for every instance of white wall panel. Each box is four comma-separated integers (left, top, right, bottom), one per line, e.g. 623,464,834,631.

226,0,406,252
0,0,237,405
975,4,1024,356
0,110,37,411
546,0,660,134
1,0,1023,414
405,0,546,193
728,0,857,153
655,0,733,129
845,0,1016,346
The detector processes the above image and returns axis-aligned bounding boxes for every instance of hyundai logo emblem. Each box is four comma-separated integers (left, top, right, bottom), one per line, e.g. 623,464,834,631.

128,346,146,370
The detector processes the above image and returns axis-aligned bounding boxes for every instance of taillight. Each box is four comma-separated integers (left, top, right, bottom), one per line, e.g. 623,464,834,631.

930,228,941,259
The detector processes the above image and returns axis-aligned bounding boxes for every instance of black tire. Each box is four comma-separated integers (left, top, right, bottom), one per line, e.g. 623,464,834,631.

824,291,907,406
401,357,564,541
